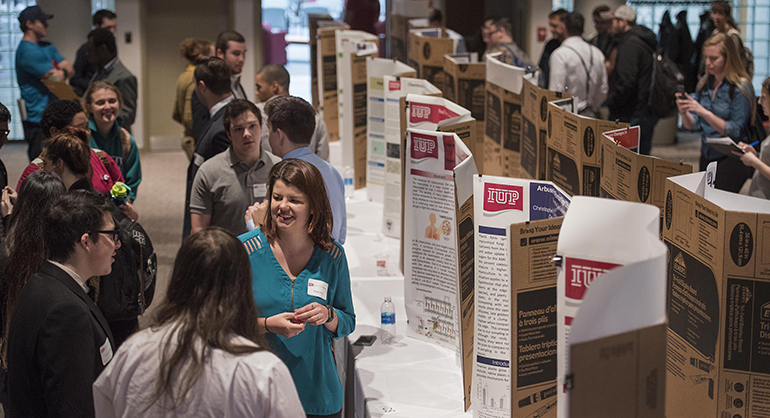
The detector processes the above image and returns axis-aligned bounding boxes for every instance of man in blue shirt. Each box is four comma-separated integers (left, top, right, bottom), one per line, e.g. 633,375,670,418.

15,6,75,161
257,96,347,244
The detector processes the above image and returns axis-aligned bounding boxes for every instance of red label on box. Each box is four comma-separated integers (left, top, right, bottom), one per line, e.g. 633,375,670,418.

483,183,524,212
411,133,439,159
564,257,622,301
409,103,460,124
388,80,401,91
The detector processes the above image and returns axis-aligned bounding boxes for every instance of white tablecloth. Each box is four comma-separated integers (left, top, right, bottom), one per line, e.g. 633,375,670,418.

341,190,473,418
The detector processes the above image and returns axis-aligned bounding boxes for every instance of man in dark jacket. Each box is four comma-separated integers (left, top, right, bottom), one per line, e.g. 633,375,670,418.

88,28,137,130
71,9,116,97
183,58,233,238
538,9,568,88
605,5,658,155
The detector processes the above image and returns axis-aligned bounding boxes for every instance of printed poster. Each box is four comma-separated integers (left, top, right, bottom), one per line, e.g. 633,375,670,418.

473,175,570,418
365,58,414,202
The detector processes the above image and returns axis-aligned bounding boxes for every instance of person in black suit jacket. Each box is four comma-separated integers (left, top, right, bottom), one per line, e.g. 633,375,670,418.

87,28,137,130
183,57,233,238
6,191,120,418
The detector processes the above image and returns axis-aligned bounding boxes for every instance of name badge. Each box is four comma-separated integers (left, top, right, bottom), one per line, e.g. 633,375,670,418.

307,279,328,301
100,337,113,365
253,183,267,199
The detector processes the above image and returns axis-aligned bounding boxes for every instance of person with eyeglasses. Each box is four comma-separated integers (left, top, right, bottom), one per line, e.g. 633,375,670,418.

5,190,119,418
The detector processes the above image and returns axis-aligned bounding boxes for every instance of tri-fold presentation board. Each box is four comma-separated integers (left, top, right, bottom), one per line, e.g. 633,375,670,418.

316,24,349,143
335,30,379,189
390,0,430,62
408,28,453,94
365,58,415,202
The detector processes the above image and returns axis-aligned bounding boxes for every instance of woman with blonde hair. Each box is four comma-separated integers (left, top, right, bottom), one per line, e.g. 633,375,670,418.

84,80,142,201
173,38,212,159
735,77,770,198
677,32,755,192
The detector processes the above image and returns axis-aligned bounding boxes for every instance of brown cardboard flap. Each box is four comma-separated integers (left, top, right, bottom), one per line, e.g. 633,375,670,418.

570,324,667,418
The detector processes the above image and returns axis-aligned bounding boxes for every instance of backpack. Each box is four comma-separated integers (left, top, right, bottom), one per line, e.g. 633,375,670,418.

647,48,685,118
96,207,157,321
729,83,767,145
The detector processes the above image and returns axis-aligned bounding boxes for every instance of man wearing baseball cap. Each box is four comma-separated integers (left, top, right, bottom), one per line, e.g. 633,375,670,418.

605,4,658,155
16,5,75,161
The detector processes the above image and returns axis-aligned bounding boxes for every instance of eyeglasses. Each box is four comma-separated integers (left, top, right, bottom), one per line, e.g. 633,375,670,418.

93,229,120,242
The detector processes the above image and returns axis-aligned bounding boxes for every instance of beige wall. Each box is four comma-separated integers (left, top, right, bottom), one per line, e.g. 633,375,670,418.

144,0,229,144
38,0,91,64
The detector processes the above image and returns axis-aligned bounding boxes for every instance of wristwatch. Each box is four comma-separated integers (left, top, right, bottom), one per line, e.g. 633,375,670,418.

325,305,335,323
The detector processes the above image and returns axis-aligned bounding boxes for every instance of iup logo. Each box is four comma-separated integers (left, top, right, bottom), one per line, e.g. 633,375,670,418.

388,80,401,91
564,257,621,301
411,104,432,121
483,183,524,212
408,102,460,124
411,133,439,159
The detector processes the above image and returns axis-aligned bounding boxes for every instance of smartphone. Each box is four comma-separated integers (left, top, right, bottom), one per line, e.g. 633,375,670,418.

676,84,686,96
353,335,377,346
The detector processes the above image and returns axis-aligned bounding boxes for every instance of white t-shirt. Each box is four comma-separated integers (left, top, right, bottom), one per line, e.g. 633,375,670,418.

93,323,305,417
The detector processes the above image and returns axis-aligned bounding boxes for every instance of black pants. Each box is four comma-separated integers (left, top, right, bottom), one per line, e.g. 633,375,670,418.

108,317,139,349
307,410,342,418
700,156,753,193
22,121,45,161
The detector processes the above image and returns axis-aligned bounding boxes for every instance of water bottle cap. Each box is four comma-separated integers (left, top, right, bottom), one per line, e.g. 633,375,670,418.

384,296,392,302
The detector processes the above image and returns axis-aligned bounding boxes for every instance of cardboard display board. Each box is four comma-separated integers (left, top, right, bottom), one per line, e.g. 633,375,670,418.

365,58,415,202
544,103,628,197
407,28,453,93
557,196,668,418
443,54,485,122
483,55,527,177
473,175,570,418
509,217,563,418
335,30,379,189
663,172,770,418
380,78,442,239
600,132,693,213
309,15,336,109
403,128,476,410
520,79,570,181
390,0,430,62
317,24,349,143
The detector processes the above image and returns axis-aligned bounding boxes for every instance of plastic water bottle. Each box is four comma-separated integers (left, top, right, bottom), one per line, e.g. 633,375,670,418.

380,297,395,344
343,166,354,200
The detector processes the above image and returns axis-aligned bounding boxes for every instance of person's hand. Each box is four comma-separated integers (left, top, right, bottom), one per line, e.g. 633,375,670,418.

295,302,330,326
676,92,705,116
3,186,17,205
734,141,760,167
120,202,139,221
245,201,268,229
266,312,306,338
119,128,131,159
45,68,66,82
1,188,13,218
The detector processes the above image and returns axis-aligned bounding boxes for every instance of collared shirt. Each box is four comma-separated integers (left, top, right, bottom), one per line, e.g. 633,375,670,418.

549,36,609,113
209,95,234,118
284,146,347,244
190,146,280,236
231,75,246,100
690,76,752,160
47,260,88,293
258,100,330,161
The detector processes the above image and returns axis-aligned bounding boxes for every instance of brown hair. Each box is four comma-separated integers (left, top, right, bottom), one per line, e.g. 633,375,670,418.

146,227,266,411
82,80,123,117
697,33,755,123
711,1,737,29
179,38,211,65
762,77,770,97
42,128,91,177
262,159,333,251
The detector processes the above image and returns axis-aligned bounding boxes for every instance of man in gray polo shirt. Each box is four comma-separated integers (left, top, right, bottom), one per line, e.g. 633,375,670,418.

190,99,280,235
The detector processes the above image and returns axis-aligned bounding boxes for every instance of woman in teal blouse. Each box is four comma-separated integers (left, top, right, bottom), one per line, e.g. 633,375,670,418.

84,80,142,201
239,159,355,418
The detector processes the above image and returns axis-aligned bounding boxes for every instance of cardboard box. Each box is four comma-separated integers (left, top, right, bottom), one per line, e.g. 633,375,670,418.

521,79,569,181
545,104,628,197
407,29,453,93
309,15,336,109
663,172,770,418
317,24,349,142
510,217,563,418
600,133,693,211
442,54,485,122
